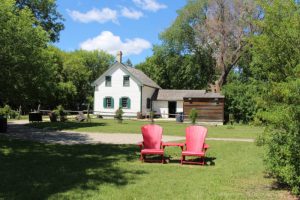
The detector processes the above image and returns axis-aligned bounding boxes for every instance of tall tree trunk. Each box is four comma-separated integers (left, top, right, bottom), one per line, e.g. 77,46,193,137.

216,64,234,89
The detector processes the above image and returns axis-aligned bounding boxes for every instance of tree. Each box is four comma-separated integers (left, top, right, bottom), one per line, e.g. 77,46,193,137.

161,0,259,88
251,0,300,194
124,59,133,67
16,0,64,42
42,48,113,110
71,50,114,82
0,0,53,109
136,45,215,89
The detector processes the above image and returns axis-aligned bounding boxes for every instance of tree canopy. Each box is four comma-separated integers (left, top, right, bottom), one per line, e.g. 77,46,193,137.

136,45,215,89
16,0,64,42
160,0,259,88
250,0,300,194
0,0,51,108
0,1,113,110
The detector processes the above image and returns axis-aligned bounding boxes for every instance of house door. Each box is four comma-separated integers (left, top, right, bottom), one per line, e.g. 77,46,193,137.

168,101,177,118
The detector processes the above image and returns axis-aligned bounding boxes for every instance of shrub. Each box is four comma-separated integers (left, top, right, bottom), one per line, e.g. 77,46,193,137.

255,80,300,195
149,111,155,124
53,105,67,122
9,110,18,119
0,105,11,118
115,107,124,123
0,105,18,119
223,82,260,123
189,108,198,125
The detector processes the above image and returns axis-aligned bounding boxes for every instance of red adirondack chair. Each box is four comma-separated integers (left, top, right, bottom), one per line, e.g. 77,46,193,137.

138,124,164,163
181,126,209,165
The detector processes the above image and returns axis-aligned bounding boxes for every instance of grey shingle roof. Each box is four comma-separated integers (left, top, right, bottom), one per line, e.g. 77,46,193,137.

125,65,161,88
92,62,161,88
154,89,224,101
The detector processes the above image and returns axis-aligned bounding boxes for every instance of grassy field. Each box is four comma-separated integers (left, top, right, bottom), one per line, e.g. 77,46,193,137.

27,118,262,139
0,136,290,200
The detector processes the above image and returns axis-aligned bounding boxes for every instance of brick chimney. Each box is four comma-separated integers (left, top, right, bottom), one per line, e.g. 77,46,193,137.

116,51,122,63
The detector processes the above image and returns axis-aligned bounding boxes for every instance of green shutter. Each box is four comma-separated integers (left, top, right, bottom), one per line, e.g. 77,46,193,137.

103,98,107,108
111,98,114,108
119,98,122,108
127,98,131,109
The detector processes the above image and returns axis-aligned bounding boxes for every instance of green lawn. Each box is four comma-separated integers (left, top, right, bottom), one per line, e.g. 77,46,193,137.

27,118,262,139
0,136,288,199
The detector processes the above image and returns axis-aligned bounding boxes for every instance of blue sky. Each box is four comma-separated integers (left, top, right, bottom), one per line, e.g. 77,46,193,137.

55,0,186,65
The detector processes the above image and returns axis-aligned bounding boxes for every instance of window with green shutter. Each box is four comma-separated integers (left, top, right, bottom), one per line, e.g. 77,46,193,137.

119,97,131,109
103,97,114,108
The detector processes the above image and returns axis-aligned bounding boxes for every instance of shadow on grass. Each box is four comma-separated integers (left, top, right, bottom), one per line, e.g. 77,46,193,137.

0,137,145,199
166,156,216,166
26,121,107,131
6,123,101,144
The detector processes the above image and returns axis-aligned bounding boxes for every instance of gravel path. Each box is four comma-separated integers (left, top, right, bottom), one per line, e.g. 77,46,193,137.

0,121,254,145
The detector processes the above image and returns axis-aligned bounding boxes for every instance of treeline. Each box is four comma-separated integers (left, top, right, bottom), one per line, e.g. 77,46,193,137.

0,0,114,111
137,0,300,194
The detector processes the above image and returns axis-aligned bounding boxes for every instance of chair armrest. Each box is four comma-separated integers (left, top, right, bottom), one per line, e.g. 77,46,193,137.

137,141,143,150
182,142,186,150
203,143,209,151
161,141,165,148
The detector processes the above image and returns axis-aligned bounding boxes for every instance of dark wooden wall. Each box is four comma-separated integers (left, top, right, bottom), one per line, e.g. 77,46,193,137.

183,98,224,122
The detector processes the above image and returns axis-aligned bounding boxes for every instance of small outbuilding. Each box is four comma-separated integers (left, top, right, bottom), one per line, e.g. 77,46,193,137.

152,89,224,123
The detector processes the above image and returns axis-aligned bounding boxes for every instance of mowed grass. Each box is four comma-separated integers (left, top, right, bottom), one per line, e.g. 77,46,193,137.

27,118,262,139
0,136,288,200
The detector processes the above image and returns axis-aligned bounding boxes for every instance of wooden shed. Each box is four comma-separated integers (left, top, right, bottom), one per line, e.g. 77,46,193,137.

152,89,224,124
183,95,224,123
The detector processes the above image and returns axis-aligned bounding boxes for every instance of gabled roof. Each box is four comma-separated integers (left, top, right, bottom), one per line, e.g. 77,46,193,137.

92,62,161,88
126,67,161,88
153,89,224,101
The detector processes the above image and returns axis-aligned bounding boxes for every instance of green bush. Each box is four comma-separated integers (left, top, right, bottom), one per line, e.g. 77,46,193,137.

53,105,67,122
223,82,260,123
229,113,234,125
256,80,300,194
189,108,198,125
0,105,11,117
115,107,124,123
9,110,18,119
149,111,155,124
0,105,18,119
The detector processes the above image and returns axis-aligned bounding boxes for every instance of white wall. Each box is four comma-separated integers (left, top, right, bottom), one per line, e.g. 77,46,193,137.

94,67,141,117
152,100,183,118
141,86,156,114
176,101,183,112
152,101,168,118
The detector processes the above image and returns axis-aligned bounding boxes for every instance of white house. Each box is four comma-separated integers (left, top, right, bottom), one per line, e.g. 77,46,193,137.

92,51,225,123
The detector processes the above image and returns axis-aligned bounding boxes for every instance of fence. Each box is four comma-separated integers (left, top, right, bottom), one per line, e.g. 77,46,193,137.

39,109,188,119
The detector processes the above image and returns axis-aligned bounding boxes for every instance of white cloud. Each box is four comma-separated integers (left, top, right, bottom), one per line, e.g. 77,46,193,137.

68,8,118,23
133,0,167,12
80,31,151,56
121,7,143,20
